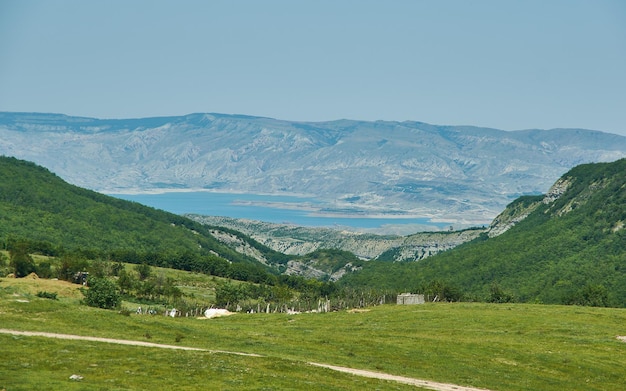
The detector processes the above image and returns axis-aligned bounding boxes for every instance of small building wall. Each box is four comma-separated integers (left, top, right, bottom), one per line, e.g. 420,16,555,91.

397,293,425,305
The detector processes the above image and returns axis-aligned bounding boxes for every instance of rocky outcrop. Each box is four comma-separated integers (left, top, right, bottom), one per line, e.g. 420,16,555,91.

542,177,572,204
208,228,270,265
488,198,542,238
194,215,485,262
387,230,485,261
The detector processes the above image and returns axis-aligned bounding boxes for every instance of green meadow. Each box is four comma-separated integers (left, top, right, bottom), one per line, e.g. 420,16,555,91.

2,277,626,390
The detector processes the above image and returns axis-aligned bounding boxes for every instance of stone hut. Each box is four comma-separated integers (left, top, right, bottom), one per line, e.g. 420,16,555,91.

397,293,425,305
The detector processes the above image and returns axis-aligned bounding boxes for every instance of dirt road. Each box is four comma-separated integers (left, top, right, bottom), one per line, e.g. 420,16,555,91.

1,328,492,391
0,328,259,356
308,362,492,391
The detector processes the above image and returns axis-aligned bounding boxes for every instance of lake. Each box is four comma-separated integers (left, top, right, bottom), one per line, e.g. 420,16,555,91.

110,191,448,234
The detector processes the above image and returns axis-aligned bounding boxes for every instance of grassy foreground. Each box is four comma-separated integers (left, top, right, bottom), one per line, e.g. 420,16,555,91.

1,277,625,390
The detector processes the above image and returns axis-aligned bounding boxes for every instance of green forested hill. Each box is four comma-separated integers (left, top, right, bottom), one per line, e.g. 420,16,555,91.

0,156,274,280
341,159,626,307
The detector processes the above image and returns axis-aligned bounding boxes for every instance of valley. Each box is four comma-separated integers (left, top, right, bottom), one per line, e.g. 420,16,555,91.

2,112,625,227
3,3,625,389
1,152,626,390
1,155,626,304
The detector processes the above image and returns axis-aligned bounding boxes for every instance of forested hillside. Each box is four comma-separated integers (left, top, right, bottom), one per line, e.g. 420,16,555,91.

341,159,626,307
4,155,625,307
0,156,279,282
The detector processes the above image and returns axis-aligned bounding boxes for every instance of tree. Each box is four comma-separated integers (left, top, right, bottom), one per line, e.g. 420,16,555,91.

36,261,53,279
9,242,36,277
111,261,125,276
215,282,246,307
83,277,121,309
421,280,463,302
117,269,137,295
488,283,514,303
57,254,89,282
567,284,610,307
135,262,152,281
0,251,8,269
89,259,111,278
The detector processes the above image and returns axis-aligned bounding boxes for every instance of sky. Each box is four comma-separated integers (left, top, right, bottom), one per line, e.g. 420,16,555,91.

1,0,625,135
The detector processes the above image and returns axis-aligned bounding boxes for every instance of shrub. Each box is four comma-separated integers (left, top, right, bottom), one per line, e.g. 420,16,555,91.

57,254,89,282
566,284,610,307
9,243,36,278
488,283,514,303
135,263,152,281
36,291,57,300
36,262,53,279
83,277,121,309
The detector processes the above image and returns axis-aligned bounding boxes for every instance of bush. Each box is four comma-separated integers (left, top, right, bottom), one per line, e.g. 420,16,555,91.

83,277,121,309
488,283,514,303
566,284,610,307
420,280,464,302
36,262,53,279
135,263,152,281
57,254,89,282
9,243,36,278
36,291,57,300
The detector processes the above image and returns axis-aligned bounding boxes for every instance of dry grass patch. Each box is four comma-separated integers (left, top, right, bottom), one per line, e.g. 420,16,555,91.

0,277,84,299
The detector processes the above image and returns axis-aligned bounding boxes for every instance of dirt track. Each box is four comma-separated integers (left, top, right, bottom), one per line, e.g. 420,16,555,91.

1,328,492,391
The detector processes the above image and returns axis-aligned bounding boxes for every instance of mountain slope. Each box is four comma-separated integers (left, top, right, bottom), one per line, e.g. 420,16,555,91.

0,156,276,276
340,159,626,306
2,112,625,225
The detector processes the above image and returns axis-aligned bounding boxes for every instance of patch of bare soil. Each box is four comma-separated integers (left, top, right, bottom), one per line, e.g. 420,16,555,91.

0,328,492,391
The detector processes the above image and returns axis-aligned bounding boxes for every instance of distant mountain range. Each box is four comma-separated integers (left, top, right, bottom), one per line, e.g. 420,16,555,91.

2,112,625,225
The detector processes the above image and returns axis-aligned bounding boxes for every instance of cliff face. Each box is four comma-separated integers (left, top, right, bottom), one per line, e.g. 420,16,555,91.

487,175,580,237
380,230,485,261
192,215,484,262
488,197,543,238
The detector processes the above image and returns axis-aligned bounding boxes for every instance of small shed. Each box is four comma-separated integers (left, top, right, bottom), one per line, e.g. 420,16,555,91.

397,293,425,305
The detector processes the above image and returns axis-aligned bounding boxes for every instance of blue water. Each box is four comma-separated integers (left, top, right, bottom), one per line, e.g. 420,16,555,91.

111,191,446,230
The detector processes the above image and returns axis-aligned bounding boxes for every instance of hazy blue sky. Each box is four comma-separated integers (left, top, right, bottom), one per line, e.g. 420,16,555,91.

1,0,625,135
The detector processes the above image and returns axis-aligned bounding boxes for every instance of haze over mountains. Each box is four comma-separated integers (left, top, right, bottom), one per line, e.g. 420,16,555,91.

1,112,625,226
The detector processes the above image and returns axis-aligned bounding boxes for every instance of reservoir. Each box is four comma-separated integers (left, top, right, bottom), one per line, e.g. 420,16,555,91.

111,191,447,233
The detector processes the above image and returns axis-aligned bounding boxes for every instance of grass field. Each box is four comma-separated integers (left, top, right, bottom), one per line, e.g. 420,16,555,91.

1,276,625,390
